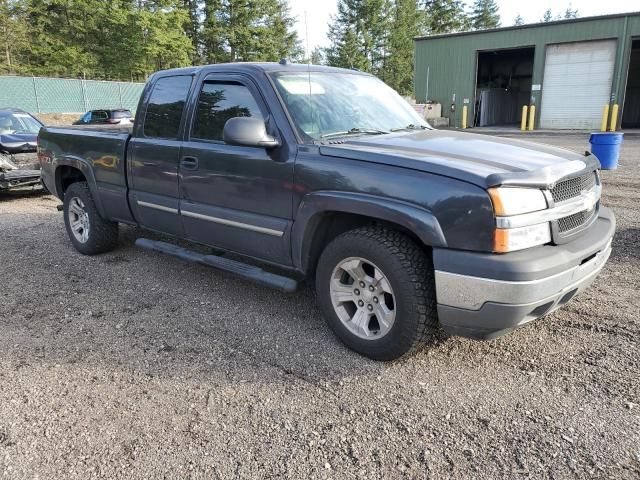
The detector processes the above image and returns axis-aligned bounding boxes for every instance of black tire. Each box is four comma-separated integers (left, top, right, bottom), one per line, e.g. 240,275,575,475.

316,226,438,361
63,181,118,255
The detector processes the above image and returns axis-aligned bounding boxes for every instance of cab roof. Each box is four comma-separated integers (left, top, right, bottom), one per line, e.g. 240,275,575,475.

152,62,369,79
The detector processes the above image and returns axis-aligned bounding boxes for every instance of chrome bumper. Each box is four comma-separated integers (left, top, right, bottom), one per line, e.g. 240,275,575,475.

435,240,611,311
434,208,615,340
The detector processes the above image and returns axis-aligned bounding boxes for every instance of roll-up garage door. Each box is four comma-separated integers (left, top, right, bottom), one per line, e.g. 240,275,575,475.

540,40,616,129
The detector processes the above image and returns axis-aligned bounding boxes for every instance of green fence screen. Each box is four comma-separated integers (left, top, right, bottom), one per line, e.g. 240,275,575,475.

0,76,145,113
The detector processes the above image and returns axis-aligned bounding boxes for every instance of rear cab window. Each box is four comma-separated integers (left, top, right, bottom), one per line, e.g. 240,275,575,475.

143,76,193,139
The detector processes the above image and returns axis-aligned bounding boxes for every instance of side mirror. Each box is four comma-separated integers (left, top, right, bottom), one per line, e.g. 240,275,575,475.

223,117,280,149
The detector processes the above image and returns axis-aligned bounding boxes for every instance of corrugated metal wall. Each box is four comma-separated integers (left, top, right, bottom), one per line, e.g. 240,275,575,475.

414,13,640,128
0,76,145,113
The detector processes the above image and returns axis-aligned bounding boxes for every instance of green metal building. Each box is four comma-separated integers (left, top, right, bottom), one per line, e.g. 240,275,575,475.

414,12,640,130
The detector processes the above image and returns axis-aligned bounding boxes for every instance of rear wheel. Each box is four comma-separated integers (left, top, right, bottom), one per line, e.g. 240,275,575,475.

315,226,438,361
63,181,118,255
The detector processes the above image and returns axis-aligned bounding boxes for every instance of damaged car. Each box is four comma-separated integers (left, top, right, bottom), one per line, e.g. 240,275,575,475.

0,108,42,154
0,108,44,193
0,154,42,192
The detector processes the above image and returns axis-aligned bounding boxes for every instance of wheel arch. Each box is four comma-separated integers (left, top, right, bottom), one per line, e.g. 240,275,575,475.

54,157,106,218
292,191,447,275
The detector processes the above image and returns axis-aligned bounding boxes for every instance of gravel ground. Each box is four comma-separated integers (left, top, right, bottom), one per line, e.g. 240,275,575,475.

36,113,83,126
0,134,638,479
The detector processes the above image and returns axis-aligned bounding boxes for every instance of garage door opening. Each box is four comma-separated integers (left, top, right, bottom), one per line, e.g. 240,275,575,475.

540,40,616,130
474,47,534,127
622,39,640,129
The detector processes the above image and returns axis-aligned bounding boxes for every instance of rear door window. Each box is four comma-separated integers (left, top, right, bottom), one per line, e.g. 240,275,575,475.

191,81,264,142
144,76,193,139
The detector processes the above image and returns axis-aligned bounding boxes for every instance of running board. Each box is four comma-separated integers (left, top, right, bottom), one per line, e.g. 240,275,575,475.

135,238,298,293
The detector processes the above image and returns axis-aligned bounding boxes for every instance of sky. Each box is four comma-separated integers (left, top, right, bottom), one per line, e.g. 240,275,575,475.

288,0,640,55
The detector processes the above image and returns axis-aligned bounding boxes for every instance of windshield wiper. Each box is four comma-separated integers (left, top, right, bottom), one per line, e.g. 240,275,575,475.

320,127,389,140
390,124,428,132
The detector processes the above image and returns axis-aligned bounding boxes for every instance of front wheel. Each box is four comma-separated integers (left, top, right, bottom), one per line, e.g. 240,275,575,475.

315,226,438,361
63,181,119,255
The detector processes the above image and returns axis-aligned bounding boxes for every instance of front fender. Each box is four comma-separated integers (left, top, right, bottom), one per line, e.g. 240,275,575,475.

53,156,106,218
292,191,447,272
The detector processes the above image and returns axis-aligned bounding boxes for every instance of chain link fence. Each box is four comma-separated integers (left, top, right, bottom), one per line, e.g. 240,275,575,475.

0,76,145,113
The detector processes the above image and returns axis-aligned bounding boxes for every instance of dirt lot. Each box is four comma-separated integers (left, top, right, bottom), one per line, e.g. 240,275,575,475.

35,113,82,126
1,134,638,479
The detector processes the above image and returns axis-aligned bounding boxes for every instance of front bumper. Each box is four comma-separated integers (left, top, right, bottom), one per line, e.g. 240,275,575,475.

433,207,615,339
0,169,42,192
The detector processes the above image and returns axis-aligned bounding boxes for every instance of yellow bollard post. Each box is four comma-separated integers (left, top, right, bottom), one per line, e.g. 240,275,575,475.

521,105,528,131
527,105,536,131
462,105,468,129
609,104,619,131
601,104,610,132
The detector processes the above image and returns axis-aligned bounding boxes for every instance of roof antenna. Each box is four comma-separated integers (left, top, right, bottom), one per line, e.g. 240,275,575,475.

304,10,316,140
305,11,311,65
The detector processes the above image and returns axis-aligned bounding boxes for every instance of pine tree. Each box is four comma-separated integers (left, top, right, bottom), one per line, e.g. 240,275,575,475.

0,0,27,74
470,0,500,30
325,2,358,69
542,9,553,22
15,0,193,80
132,1,193,76
564,6,578,19
0,0,302,79
202,0,301,64
259,0,303,62
422,0,470,35
202,0,227,63
182,0,202,63
513,14,524,26
310,47,324,65
386,0,420,94
325,0,391,75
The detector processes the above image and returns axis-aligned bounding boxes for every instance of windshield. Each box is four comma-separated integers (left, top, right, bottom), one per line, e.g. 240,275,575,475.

0,112,42,135
271,72,429,142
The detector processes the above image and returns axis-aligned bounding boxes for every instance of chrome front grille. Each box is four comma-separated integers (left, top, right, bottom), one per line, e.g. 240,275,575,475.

551,170,600,239
550,171,597,203
558,207,597,233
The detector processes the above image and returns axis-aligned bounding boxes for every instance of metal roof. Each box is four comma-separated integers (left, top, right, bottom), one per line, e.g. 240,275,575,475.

415,10,640,41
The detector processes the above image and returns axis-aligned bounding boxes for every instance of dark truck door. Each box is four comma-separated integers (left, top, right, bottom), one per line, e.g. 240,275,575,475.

128,75,193,237
179,74,295,265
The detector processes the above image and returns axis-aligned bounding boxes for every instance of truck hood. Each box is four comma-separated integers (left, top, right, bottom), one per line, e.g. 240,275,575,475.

319,129,598,188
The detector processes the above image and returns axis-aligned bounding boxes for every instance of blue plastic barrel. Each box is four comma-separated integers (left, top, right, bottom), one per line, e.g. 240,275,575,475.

589,132,623,170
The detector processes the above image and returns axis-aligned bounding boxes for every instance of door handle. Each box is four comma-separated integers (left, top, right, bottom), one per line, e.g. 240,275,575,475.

180,156,199,170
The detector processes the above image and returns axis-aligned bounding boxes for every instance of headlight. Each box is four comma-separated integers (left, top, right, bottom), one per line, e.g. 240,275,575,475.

494,223,551,253
488,187,547,215
488,187,550,252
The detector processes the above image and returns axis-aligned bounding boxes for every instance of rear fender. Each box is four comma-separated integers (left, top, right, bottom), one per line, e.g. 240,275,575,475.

54,156,106,218
292,191,447,273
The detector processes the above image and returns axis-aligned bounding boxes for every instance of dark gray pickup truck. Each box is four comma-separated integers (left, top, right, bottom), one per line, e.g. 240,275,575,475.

38,62,615,360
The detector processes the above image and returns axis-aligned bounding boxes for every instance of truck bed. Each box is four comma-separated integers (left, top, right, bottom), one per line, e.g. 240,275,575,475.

38,124,133,221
